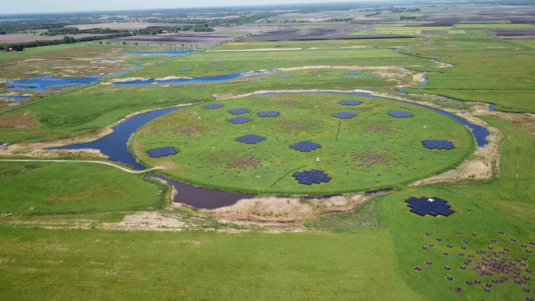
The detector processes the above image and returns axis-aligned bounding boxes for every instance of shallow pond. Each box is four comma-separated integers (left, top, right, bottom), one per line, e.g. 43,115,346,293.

147,174,256,209
489,104,496,111
113,69,277,86
0,96,31,101
6,76,99,92
50,107,187,170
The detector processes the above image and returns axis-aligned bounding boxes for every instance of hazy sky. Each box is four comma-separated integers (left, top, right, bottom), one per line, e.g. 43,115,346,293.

4,0,369,15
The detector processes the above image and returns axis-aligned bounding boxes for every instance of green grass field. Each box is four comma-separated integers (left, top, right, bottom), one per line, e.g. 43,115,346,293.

454,23,534,28
0,116,533,300
373,26,452,35
401,30,535,113
135,93,473,194
1,16,535,300
0,44,82,60
0,162,166,215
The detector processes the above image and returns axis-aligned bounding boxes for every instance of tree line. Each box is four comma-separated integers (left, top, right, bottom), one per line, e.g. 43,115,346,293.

0,32,133,51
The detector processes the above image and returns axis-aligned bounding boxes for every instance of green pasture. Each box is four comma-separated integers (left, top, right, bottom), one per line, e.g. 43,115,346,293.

373,27,452,35
213,38,421,50
347,30,372,35
0,85,212,143
0,45,429,144
454,23,534,28
0,44,82,60
0,116,533,300
0,161,165,216
310,117,535,301
0,228,421,301
401,30,535,113
130,48,436,78
135,93,474,194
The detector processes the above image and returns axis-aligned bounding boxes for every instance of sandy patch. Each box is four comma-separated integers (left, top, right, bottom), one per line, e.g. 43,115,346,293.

111,77,150,83
411,123,501,186
214,89,376,101
204,193,375,223
210,48,302,52
155,76,193,81
102,211,186,231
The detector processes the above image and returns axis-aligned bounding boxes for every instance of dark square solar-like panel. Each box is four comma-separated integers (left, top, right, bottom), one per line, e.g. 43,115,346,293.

277,75,292,78
147,146,179,158
236,134,266,144
203,103,224,109
405,196,455,217
292,169,332,185
228,108,251,115
258,111,280,117
388,111,415,118
289,141,322,152
340,100,362,106
332,112,358,119
422,140,455,150
227,117,253,124
345,72,361,75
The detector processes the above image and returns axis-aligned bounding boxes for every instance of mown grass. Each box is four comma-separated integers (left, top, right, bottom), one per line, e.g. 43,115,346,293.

0,162,166,215
135,93,474,194
0,228,423,301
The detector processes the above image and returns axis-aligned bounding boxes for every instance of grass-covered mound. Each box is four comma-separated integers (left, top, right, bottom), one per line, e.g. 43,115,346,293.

134,93,474,194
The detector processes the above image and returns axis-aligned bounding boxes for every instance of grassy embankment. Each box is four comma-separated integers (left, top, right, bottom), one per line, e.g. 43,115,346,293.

134,93,474,194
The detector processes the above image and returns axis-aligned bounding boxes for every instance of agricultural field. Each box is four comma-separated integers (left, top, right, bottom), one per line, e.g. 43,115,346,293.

2,2,535,300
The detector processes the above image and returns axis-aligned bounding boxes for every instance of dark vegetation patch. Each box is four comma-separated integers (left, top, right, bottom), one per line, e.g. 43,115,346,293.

0,163,42,180
0,112,39,128
353,150,392,168
366,123,397,133
226,155,261,169
176,125,205,136
282,120,309,131
279,99,298,106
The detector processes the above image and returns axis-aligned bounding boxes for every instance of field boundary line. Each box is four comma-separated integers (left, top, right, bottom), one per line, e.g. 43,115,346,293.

0,159,165,174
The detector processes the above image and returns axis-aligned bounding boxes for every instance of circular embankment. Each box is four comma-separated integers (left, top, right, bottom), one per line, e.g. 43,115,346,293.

134,93,475,195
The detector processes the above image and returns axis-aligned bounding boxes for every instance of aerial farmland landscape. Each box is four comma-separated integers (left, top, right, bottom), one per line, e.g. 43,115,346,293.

1,0,535,300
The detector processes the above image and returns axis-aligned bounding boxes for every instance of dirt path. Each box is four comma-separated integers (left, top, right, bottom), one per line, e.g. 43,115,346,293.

0,159,165,174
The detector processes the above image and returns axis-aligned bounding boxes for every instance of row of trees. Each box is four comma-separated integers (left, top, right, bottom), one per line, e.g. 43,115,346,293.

137,24,214,35
44,27,129,36
0,32,133,51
